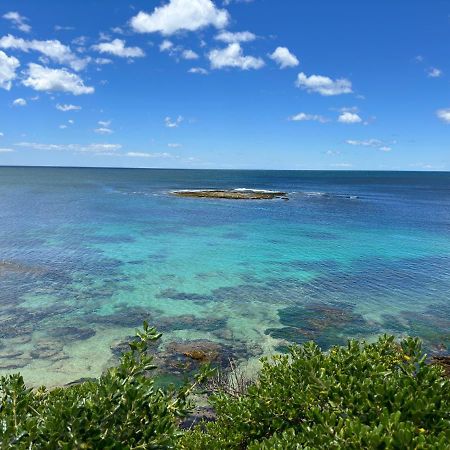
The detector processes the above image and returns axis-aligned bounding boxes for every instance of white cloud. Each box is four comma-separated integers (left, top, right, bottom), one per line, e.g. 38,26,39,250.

215,30,256,43
15,142,122,153
345,139,391,151
165,115,184,127
95,58,113,65
13,97,26,106
23,63,95,95
0,50,20,90
94,127,113,135
208,43,264,70
59,124,68,129
168,143,182,147
92,39,145,58
436,108,450,123
56,103,81,111
55,25,75,32
130,0,229,35
159,40,174,52
0,148,14,153
188,67,208,74
182,49,199,59
296,72,352,96
289,112,328,123
0,132,4,137
0,34,89,71
127,151,173,158
269,47,299,69
338,112,362,124
427,67,442,78
95,121,113,134
3,12,31,33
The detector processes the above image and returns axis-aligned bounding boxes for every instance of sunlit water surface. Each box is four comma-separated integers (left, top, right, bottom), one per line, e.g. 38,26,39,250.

0,168,449,386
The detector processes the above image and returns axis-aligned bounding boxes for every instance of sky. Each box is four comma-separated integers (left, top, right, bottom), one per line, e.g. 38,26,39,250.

0,0,449,170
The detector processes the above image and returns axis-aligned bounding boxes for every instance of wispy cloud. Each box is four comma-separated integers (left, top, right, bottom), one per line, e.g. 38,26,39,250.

56,103,81,112
289,112,329,123
165,116,184,128
436,108,450,123
2,12,31,33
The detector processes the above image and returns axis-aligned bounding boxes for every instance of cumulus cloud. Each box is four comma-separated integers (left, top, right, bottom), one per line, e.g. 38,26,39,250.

338,112,362,124
130,0,229,35
168,143,182,148
182,49,199,59
0,148,14,153
427,67,442,78
208,43,264,70
269,47,299,69
436,108,450,123
15,142,122,153
13,97,26,106
289,112,328,123
22,63,94,95
3,12,31,33
159,40,174,52
0,50,20,90
92,39,145,58
296,72,352,96
165,115,184,127
0,34,89,71
215,30,256,43
56,103,81,111
188,67,208,74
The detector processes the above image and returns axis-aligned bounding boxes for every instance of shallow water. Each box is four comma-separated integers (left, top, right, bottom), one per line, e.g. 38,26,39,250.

0,168,449,386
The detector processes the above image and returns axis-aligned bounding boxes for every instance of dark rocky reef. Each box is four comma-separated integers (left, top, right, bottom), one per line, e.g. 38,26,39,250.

172,189,288,200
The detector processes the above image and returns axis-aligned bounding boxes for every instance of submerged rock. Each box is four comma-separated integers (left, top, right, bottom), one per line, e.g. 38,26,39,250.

48,326,96,342
171,189,288,200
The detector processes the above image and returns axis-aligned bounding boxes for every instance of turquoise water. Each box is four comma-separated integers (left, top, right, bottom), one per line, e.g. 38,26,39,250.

0,168,449,386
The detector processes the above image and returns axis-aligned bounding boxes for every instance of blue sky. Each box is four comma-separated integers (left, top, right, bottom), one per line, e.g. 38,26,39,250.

0,0,449,170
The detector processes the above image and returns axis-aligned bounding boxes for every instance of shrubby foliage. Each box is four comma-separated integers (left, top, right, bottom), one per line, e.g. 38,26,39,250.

181,336,450,449
0,322,210,449
0,325,448,449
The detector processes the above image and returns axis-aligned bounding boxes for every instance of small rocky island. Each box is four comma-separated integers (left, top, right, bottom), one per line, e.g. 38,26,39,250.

172,189,288,200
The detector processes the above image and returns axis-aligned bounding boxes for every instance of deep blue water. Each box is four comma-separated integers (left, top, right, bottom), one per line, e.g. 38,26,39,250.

0,167,449,385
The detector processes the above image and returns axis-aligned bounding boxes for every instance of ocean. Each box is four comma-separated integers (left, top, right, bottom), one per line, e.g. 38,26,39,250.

0,167,449,386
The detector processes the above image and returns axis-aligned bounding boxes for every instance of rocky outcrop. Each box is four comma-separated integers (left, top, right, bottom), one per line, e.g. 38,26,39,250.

172,190,287,200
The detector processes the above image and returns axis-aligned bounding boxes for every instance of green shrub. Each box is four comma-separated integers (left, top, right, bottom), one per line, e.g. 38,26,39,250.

181,336,450,449
1,327,448,449
0,322,210,449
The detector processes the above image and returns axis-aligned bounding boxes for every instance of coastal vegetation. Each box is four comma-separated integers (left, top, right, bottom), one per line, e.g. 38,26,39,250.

0,324,449,449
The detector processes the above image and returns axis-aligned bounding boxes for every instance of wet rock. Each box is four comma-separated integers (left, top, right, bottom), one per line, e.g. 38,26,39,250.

172,189,288,200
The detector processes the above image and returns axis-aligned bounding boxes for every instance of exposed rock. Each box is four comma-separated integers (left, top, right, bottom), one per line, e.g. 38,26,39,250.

172,189,287,200
65,377,97,387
